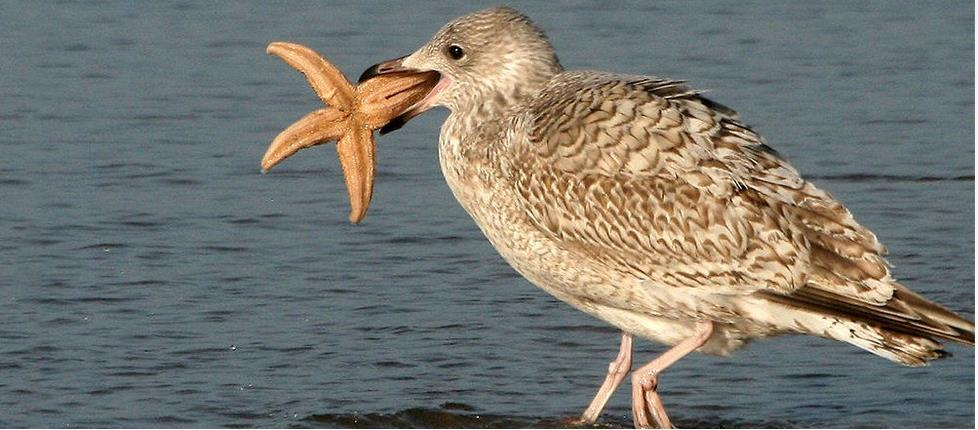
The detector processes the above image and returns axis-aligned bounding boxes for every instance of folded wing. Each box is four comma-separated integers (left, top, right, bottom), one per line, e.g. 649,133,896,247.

509,71,973,351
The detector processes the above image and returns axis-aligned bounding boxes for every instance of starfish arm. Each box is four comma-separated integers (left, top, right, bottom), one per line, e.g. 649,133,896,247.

335,125,376,224
262,108,347,172
267,42,355,109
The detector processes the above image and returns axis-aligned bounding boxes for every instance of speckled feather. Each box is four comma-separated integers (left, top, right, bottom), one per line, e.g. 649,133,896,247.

419,7,973,366
505,72,973,362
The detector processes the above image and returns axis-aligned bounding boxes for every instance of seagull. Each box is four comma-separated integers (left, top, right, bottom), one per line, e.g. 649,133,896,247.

284,6,972,428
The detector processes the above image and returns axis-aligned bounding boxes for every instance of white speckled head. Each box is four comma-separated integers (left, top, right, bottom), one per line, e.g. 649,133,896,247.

364,7,563,121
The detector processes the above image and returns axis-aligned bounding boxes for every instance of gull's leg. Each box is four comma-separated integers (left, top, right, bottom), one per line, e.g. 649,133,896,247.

631,321,714,429
573,332,633,424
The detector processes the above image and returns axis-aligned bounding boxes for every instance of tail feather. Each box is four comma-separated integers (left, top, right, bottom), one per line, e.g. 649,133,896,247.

891,283,975,344
761,282,974,365
824,319,946,367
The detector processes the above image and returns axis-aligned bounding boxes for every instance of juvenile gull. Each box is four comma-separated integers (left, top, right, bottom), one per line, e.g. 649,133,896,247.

348,7,972,428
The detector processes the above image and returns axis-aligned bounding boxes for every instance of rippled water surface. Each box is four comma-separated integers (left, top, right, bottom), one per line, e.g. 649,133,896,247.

0,1,974,428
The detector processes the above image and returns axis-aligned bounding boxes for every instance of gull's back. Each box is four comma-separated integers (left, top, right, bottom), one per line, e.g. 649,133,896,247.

493,69,974,365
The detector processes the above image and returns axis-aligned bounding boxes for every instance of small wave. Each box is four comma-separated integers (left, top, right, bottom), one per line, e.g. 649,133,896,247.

0,178,30,186
807,173,973,183
202,245,249,253
156,177,201,186
303,406,602,428
77,242,129,250
300,404,796,428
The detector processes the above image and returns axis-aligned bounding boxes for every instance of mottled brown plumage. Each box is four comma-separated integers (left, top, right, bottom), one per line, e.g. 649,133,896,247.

353,6,973,428
511,71,974,358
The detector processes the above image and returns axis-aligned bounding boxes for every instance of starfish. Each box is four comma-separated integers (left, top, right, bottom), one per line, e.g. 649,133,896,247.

261,42,439,223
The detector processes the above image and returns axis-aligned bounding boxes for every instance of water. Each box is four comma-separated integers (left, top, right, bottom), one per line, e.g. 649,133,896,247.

0,1,973,427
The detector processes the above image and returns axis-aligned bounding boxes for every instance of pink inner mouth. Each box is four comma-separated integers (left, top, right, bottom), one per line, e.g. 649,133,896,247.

378,74,450,135
410,75,451,114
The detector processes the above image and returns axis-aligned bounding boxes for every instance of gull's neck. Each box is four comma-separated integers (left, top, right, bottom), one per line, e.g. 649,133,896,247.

441,64,563,160
435,61,562,251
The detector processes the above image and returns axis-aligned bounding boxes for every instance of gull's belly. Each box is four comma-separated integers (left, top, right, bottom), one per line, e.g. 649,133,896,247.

437,138,766,353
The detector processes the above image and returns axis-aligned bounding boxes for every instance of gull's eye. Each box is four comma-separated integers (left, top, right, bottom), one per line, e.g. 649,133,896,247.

447,44,465,60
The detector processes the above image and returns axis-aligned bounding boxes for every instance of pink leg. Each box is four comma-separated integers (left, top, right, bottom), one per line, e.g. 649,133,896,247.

574,332,633,424
631,321,714,429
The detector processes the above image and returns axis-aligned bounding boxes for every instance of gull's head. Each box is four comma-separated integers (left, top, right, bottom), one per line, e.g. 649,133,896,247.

360,6,562,133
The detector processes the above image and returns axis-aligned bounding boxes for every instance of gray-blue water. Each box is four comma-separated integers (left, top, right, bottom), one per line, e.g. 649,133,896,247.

1,1,974,428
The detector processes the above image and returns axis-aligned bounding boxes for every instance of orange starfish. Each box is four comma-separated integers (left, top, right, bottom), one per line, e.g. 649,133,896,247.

261,42,439,223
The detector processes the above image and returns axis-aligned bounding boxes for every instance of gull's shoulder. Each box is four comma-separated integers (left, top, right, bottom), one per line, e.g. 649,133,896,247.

535,70,709,105
511,69,767,187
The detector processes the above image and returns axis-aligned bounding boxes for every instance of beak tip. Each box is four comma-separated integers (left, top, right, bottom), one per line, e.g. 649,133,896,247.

358,55,409,83
357,64,380,84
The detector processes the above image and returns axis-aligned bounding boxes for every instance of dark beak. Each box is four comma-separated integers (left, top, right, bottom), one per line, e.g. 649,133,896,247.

359,56,438,135
358,55,409,83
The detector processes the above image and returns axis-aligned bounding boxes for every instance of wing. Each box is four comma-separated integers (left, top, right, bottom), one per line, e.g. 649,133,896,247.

509,71,885,299
509,71,973,345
